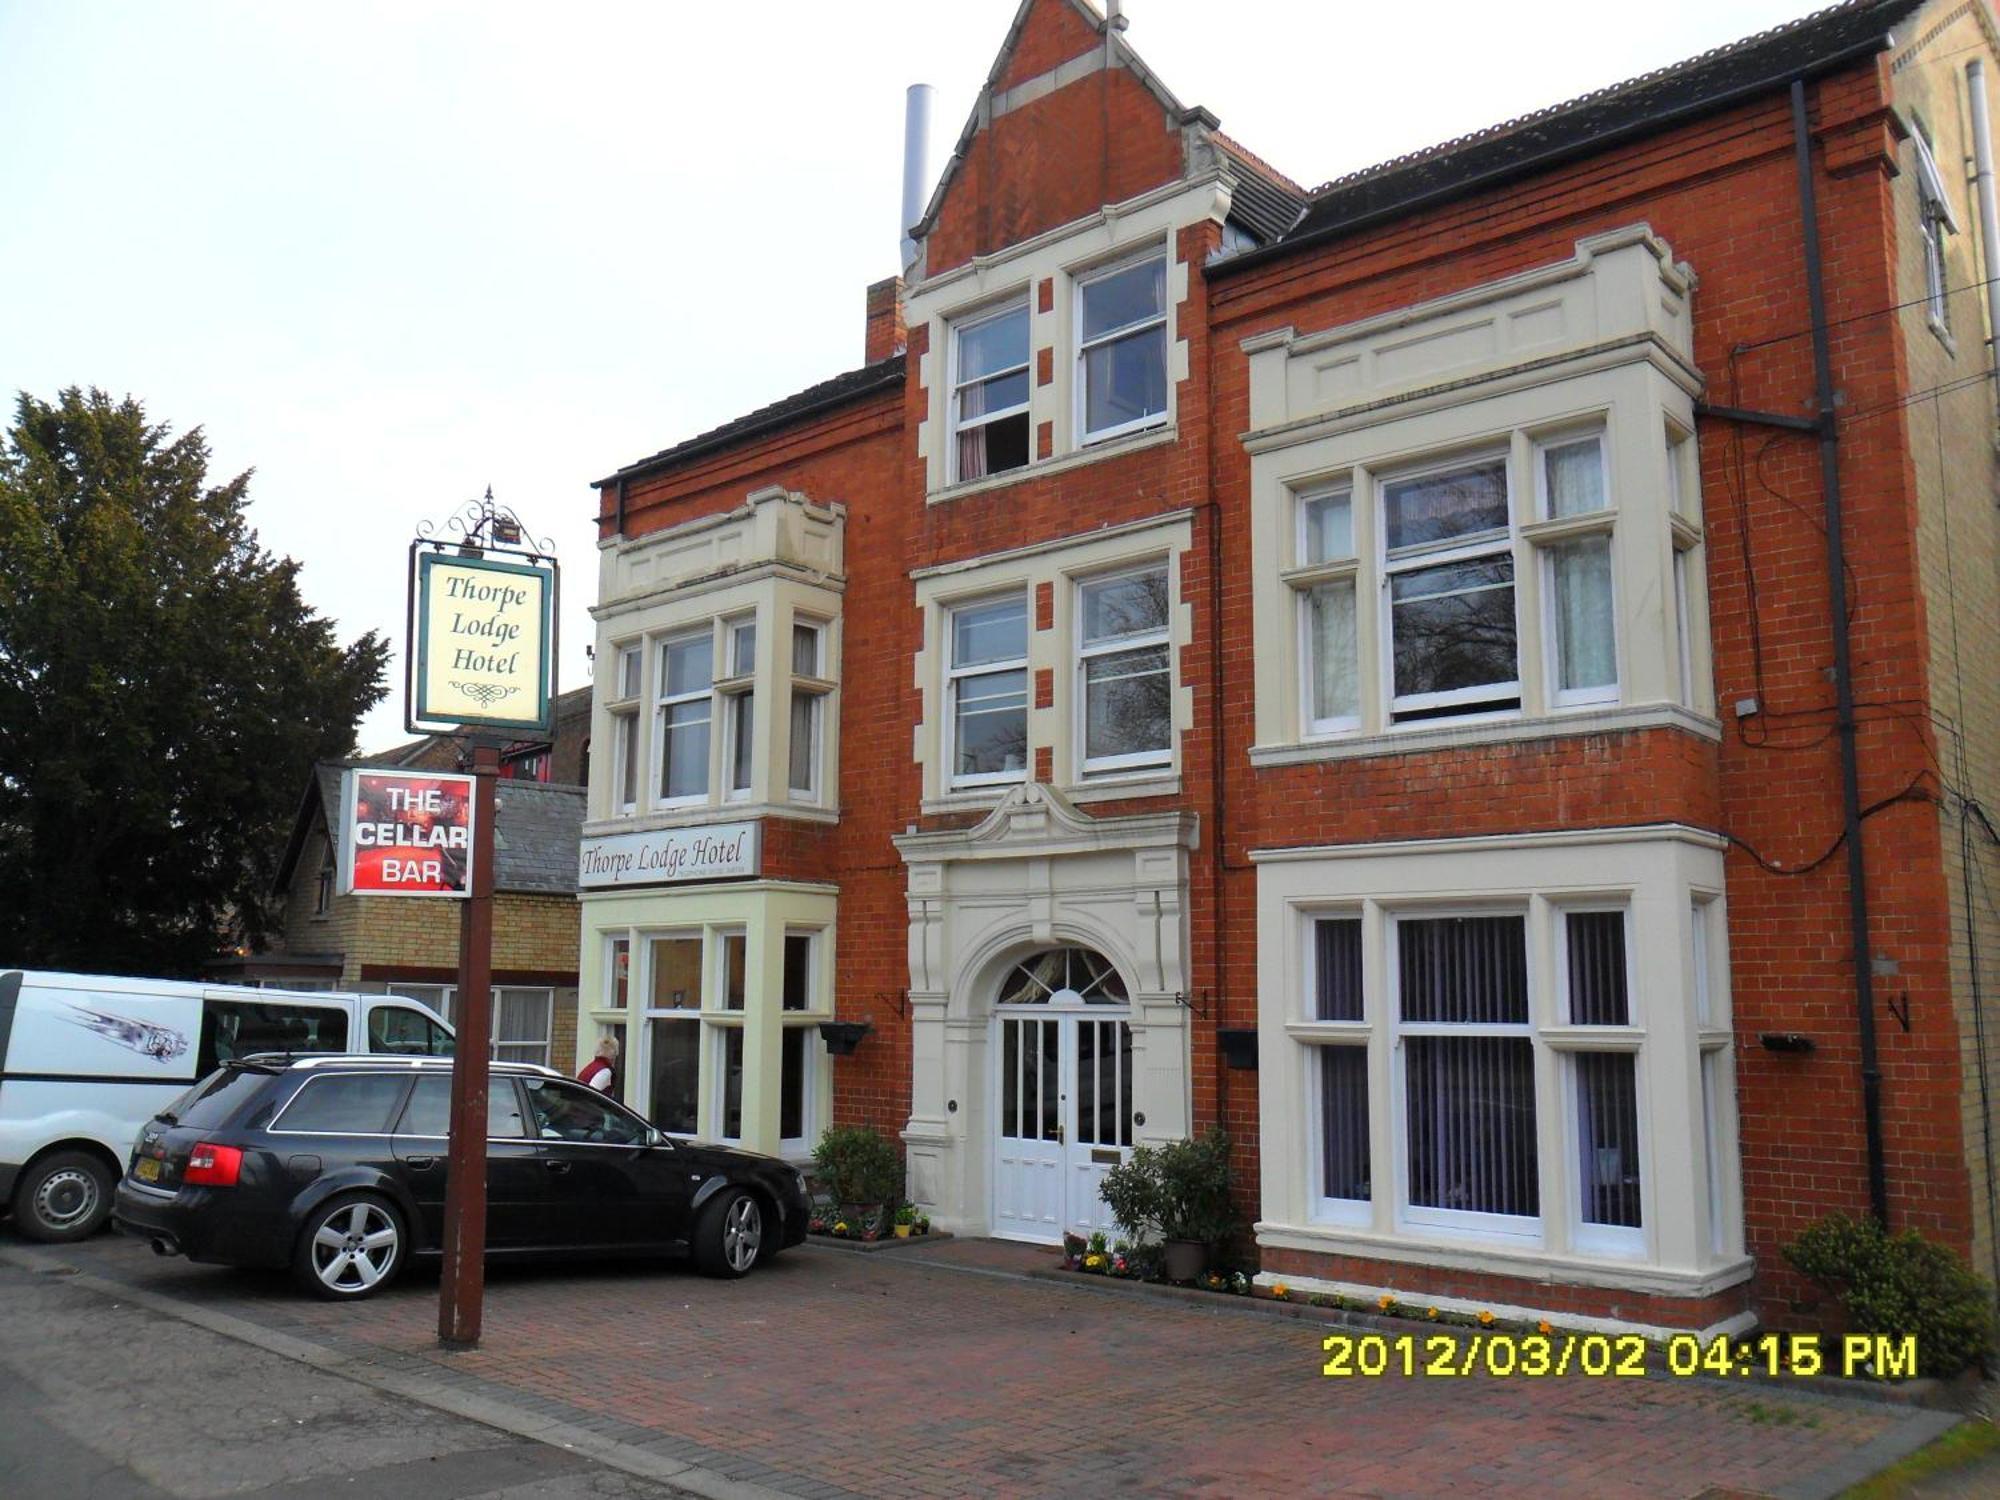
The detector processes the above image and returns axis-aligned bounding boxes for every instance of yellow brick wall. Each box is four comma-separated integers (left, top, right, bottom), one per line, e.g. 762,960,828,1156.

1895,9,2000,1290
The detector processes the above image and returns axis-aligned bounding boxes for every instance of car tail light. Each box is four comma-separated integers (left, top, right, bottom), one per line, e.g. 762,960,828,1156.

183,1142,243,1187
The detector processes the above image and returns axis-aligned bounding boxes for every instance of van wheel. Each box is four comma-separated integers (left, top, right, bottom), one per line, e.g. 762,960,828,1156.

13,1151,113,1242
293,1195,407,1300
692,1188,762,1278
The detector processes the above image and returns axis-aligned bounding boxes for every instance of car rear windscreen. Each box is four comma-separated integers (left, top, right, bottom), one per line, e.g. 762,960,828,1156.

165,1068,272,1130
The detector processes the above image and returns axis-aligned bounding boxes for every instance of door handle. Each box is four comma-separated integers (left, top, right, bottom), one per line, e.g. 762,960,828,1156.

545,1160,572,1174
404,1156,436,1171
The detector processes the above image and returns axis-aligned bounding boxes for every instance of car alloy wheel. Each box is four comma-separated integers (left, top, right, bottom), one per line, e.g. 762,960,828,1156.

308,1201,401,1296
722,1194,762,1273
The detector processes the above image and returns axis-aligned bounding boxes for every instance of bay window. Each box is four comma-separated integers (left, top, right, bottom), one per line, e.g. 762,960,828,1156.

948,594,1029,786
952,301,1030,482
1078,254,1168,442
1078,565,1171,773
657,633,713,803
1266,836,1736,1276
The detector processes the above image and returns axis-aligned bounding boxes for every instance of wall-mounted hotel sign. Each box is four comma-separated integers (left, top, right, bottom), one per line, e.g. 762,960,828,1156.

578,822,762,889
338,769,476,898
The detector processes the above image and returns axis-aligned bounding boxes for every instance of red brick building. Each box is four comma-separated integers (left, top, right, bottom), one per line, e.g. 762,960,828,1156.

576,0,2000,1337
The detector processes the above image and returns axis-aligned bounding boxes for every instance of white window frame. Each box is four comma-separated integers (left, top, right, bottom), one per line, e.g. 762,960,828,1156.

1289,486,1361,737
779,1020,818,1153
1912,124,1960,338
1296,910,1371,1228
1075,562,1173,776
492,986,555,1067
788,618,829,802
1551,904,1645,1259
1530,429,1620,711
638,929,706,1139
719,616,756,803
949,298,1033,484
1387,906,1545,1243
654,627,716,808
608,642,643,815
1378,450,1522,723
945,591,1030,791
1075,249,1170,446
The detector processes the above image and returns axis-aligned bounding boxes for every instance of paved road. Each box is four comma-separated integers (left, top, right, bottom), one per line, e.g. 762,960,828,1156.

0,1227,1969,1499
0,1259,686,1499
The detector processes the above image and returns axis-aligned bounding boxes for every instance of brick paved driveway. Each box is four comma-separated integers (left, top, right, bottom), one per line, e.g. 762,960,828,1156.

9,1231,1958,1499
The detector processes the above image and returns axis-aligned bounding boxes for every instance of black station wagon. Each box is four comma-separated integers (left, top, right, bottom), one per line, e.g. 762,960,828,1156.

112,1055,808,1298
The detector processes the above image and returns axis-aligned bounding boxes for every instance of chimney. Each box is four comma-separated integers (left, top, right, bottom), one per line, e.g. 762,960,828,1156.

865,275,905,363
901,83,935,269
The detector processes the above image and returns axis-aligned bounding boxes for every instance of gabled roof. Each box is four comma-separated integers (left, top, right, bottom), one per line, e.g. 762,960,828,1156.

274,761,586,898
1215,0,1921,276
908,0,1198,248
594,354,905,489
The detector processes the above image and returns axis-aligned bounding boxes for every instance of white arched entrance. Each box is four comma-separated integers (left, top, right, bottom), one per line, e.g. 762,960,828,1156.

989,947,1134,1241
895,783,1197,1242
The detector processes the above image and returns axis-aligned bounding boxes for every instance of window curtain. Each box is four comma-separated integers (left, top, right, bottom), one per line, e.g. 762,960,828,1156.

1576,1051,1640,1228
1307,580,1358,723
1545,441,1606,517
1553,537,1615,692
956,378,989,481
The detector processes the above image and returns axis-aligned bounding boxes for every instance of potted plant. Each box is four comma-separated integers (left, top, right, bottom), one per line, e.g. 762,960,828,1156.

812,1125,904,1236
894,1203,917,1238
915,1213,931,1236
1099,1125,1239,1283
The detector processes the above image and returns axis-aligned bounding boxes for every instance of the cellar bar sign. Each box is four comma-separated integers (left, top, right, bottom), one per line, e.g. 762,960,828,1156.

411,551,554,733
339,770,476,897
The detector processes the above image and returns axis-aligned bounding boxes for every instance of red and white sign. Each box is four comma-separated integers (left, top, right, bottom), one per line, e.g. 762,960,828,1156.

338,769,475,898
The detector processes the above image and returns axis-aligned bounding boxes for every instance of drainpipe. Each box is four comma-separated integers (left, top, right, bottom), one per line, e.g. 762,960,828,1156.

1792,78,1890,1226
1967,59,2000,412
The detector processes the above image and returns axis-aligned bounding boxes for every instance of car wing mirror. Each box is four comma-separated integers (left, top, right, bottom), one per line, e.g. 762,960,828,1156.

644,1128,670,1150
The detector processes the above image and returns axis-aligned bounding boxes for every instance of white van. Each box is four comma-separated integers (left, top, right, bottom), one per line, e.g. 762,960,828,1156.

0,969,454,1242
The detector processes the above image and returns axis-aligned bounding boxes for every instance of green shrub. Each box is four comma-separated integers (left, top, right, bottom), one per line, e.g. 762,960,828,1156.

811,1125,903,1208
1099,1125,1239,1245
1783,1213,1995,1378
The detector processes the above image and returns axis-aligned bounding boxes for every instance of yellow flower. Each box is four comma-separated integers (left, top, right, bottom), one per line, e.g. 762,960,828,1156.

1536,1319,1553,1336
1426,1306,1441,1321
1477,1310,1496,1327
1377,1294,1395,1310
832,1221,848,1235
1272,1283,1289,1300
1084,1253,1104,1269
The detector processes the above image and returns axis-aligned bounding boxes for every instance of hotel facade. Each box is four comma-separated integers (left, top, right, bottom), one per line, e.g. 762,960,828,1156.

572,0,2000,1336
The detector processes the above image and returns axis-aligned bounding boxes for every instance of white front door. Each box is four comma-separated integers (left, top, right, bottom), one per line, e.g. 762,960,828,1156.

991,1006,1134,1242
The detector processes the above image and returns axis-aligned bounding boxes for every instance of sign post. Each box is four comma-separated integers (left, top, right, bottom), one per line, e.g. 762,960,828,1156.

404,490,558,1353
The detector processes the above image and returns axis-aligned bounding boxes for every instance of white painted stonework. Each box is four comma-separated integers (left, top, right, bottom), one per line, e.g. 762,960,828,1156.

895,783,1198,1238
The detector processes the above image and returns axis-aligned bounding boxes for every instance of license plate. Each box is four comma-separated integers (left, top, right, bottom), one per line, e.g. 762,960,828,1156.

134,1157,161,1183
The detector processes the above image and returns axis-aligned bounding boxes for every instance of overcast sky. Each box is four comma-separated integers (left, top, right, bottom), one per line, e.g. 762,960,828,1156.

2,0,1823,754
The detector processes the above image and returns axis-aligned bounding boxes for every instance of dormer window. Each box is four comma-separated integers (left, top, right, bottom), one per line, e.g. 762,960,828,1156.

951,301,1030,482
1078,253,1168,442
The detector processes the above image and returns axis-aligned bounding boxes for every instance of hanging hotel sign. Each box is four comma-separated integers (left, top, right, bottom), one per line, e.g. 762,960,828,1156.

578,822,762,889
338,769,476,898
408,548,556,735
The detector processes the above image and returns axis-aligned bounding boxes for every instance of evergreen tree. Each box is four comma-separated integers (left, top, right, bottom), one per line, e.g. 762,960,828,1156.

0,388,389,975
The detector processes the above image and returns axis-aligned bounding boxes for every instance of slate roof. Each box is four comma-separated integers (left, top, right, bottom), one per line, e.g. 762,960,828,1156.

1215,133,1308,244
594,354,906,488
1219,0,1923,274
276,761,585,897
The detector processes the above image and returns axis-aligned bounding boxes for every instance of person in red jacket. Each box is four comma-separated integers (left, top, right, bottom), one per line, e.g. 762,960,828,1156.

577,1034,620,1097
